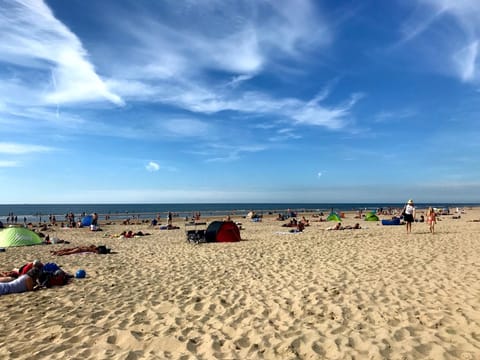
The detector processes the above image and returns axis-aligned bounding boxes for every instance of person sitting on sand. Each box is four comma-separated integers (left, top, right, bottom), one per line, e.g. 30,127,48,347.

282,218,297,228
0,268,41,295
51,245,108,256
122,230,135,238
289,222,305,233
300,216,310,226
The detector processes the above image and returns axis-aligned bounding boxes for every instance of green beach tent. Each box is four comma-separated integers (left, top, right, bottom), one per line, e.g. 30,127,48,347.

0,227,43,247
327,212,342,222
365,212,379,221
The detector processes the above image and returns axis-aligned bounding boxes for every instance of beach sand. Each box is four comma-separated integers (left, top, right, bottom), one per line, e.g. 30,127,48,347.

1,208,480,359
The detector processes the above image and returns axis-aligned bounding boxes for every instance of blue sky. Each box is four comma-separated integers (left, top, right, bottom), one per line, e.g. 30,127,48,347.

1,0,480,204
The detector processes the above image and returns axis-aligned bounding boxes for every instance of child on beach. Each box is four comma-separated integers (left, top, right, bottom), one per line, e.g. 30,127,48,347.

426,207,437,234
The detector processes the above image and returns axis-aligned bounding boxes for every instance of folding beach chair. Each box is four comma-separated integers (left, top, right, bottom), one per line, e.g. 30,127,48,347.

185,222,207,244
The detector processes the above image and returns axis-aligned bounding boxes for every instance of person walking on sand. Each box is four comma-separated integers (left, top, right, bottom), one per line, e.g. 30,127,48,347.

403,199,416,234
426,207,437,234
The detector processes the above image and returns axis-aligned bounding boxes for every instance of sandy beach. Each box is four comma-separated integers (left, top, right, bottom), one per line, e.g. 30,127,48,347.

1,208,480,359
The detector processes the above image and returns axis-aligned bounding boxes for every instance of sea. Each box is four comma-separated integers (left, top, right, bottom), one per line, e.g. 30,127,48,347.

0,202,477,223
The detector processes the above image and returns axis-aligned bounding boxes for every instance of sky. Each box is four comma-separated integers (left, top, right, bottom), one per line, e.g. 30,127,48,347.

1,0,480,204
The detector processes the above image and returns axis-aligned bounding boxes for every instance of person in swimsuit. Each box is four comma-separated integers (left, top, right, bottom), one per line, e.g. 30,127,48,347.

426,207,437,234
51,244,100,256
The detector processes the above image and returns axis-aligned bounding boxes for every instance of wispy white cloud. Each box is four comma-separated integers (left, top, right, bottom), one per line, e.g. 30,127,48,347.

0,0,353,166
399,0,480,82
0,0,351,141
205,144,266,163
0,0,123,106
290,93,363,129
268,128,302,142
145,161,160,172
374,109,417,123
186,142,266,163
97,0,347,131
0,160,19,168
0,142,54,154
162,118,211,138
453,40,479,81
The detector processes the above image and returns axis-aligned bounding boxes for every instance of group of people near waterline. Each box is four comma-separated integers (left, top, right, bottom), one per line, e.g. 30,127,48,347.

0,200,467,298
1,201,452,237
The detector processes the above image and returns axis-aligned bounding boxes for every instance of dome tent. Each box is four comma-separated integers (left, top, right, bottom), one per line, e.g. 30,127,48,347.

327,212,342,222
81,215,93,227
0,227,43,247
365,212,379,221
205,221,241,243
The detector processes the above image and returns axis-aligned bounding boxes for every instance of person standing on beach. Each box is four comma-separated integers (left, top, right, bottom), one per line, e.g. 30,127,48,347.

403,199,416,234
426,207,437,234
167,211,173,226
92,212,98,226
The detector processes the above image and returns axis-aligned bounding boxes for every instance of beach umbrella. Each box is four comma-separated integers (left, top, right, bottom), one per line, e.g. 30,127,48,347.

0,227,43,247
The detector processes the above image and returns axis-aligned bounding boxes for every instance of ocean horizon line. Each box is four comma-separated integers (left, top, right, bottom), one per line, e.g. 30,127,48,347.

1,202,478,222
2,201,479,206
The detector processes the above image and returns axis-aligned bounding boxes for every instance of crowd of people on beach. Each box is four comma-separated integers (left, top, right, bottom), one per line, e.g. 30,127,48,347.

0,201,465,297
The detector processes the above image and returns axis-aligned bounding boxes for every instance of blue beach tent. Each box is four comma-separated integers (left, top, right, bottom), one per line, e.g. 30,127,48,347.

81,215,93,227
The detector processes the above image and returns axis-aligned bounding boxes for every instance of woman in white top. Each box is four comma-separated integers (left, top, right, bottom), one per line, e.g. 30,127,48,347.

0,268,40,295
403,199,416,234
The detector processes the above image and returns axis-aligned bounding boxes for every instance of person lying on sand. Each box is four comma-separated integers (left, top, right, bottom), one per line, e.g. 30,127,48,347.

343,223,362,230
159,224,180,230
0,268,41,295
111,230,151,238
326,222,361,230
0,259,43,278
326,222,343,230
51,245,111,256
